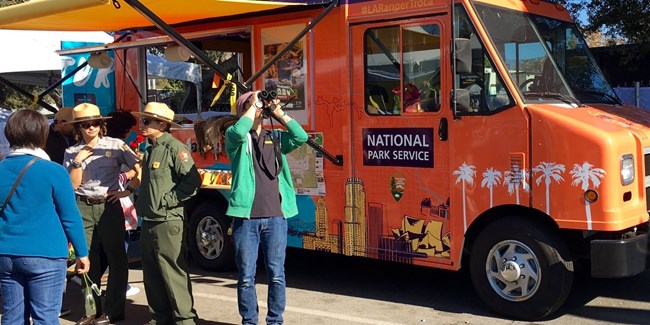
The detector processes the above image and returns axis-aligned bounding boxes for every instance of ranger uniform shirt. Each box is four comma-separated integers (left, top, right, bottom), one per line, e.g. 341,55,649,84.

64,136,139,197
136,132,201,221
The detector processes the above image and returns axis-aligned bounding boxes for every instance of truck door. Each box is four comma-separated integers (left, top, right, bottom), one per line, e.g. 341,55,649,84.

349,16,454,266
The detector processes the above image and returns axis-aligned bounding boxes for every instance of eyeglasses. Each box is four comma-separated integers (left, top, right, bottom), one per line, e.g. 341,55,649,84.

80,120,102,129
141,118,158,126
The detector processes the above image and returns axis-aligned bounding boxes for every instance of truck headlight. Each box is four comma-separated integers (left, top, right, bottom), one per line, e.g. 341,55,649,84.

621,154,635,186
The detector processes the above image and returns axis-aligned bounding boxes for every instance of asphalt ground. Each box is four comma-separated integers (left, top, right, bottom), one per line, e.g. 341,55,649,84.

3,247,650,324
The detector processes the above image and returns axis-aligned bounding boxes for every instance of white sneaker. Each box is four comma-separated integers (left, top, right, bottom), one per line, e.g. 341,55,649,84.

126,285,140,297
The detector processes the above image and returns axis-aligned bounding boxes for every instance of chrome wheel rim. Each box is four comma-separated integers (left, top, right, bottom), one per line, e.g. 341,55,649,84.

485,239,541,302
195,216,224,260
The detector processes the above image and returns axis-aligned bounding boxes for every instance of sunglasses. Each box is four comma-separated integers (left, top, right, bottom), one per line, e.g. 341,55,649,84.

80,120,102,129
141,118,158,126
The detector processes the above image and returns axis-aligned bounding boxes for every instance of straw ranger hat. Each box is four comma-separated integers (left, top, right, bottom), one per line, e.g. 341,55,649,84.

65,103,111,124
131,102,181,128
54,107,74,122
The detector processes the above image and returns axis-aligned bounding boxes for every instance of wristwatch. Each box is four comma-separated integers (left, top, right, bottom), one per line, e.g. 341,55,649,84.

72,160,83,169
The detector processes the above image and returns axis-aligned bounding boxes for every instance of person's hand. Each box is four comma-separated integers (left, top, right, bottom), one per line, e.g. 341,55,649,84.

106,190,131,203
75,146,94,163
270,99,283,117
76,256,90,274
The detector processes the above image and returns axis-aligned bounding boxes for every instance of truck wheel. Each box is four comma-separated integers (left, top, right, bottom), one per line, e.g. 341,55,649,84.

188,205,235,271
469,217,573,320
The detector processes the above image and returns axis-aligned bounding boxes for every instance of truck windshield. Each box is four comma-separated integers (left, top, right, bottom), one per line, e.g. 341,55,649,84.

475,4,619,105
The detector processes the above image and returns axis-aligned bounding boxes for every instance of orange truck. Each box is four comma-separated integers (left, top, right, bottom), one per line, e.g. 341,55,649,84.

2,0,648,320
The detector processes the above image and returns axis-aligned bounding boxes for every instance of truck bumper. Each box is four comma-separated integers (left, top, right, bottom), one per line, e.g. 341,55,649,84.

591,232,648,278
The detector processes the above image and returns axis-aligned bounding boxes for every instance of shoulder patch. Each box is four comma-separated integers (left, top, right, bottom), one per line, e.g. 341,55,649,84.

179,150,190,163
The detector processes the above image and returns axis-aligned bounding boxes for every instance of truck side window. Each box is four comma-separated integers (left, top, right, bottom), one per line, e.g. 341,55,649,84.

402,24,441,113
455,6,514,114
365,26,400,115
364,24,442,116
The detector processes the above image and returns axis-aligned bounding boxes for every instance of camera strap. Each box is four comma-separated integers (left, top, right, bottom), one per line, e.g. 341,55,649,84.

259,130,283,179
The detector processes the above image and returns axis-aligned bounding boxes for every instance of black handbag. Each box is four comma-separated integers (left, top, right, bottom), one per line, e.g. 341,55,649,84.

0,157,40,213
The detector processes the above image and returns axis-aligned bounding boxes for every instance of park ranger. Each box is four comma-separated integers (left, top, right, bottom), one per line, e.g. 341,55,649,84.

64,103,141,325
133,102,201,325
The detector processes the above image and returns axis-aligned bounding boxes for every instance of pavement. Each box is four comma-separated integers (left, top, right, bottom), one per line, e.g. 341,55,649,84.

58,262,243,325
4,248,650,324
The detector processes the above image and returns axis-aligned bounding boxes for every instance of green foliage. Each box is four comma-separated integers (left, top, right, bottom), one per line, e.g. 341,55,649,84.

0,82,59,111
0,0,29,7
562,0,650,44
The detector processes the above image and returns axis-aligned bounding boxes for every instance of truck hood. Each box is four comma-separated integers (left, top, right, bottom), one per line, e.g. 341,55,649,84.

590,103,650,141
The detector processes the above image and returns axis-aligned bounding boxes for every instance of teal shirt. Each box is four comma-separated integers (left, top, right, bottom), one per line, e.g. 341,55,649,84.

0,155,88,259
136,133,201,221
225,117,308,218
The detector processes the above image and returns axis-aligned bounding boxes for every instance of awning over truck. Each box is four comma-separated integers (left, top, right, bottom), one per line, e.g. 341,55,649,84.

0,0,321,32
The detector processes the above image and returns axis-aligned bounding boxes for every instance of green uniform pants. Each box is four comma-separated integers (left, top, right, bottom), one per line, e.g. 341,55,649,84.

141,219,197,325
77,198,128,318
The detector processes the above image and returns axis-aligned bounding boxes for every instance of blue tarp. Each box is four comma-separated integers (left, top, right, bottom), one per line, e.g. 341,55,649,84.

614,86,650,110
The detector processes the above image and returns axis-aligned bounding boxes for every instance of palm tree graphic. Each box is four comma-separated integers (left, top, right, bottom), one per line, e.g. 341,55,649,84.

503,164,530,205
570,162,606,230
481,168,502,207
454,162,476,231
533,162,566,215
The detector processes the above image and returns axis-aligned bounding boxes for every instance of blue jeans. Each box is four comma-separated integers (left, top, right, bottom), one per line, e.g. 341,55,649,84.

233,217,287,325
0,256,66,325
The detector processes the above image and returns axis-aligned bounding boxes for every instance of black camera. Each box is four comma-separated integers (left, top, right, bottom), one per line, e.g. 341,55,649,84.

258,90,277,101
257,90,278,119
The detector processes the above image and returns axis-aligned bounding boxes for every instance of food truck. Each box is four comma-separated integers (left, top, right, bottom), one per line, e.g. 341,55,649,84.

1,0,648,320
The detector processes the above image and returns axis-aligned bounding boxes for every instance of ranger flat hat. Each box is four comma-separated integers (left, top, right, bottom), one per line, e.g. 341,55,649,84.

65,103,110,124
131,102,181,128
54,107,74,122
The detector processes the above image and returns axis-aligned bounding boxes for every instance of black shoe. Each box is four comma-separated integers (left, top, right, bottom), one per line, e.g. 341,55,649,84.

92,314,125,325
75,315,95,325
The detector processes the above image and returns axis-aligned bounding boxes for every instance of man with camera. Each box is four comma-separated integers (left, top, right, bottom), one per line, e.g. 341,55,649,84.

225,90,308,325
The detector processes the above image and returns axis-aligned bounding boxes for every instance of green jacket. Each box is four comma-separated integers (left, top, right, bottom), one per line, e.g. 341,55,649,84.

136,132,201,221
225,117,308,218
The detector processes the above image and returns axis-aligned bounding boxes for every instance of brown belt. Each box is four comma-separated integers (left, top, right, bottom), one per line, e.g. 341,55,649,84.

76,194,107,205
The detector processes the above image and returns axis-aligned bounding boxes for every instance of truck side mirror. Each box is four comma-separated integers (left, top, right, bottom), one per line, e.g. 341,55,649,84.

455,38,471,75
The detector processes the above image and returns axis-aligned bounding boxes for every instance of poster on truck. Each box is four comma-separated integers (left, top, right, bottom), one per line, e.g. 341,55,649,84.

61,41,116,115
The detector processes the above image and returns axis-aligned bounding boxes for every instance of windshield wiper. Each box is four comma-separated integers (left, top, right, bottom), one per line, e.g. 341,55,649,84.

573,89,622,105
524,92,582,107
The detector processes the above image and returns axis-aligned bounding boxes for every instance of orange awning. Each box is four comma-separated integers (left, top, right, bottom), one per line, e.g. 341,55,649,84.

0,0,302,32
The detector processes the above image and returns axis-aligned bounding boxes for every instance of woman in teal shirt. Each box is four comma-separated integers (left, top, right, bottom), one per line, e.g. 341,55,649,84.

0,109,89,325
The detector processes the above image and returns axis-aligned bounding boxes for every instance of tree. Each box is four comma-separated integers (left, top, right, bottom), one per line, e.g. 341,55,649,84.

532,162,565,215
453,162,476,232
0,0,29,7
562,0,650,45
570,162,606,231
481,168,502,208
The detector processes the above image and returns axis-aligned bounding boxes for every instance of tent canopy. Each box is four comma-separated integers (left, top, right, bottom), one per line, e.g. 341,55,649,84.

0,0,316,32
0,30,113,86
147,54,201,85
0,30,114,74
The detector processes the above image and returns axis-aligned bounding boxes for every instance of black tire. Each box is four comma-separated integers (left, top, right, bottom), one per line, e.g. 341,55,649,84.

469,217,573,320
188,204,235,271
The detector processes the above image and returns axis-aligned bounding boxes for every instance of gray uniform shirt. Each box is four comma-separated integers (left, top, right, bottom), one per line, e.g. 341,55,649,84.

64,136,139,196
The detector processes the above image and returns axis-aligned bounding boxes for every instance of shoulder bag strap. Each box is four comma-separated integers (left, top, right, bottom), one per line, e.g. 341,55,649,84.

0,157,40,213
